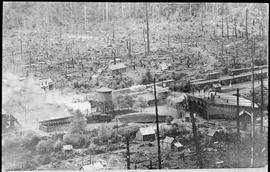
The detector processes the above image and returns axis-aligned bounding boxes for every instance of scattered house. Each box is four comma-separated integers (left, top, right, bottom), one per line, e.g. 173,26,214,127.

39,77,54,90
136,127,156,141
74,148,89,156
109,58,121,64
184,113,196,122
174,142,184,151
160,63,168,71
62,145,74,154
108,63,127,75
155,86,170,99
205,129,218,141
135,93,155,106
91,74,98,83
184,113,191,122
161,136,184,151
205,72,220,80
212,83,222,92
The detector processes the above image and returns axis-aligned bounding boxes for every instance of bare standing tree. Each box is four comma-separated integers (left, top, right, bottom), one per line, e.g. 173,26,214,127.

106,2,109,23
234,16,237,38
84,3,87,30
145,3,150,54
246,8,248,40
226,16,229,39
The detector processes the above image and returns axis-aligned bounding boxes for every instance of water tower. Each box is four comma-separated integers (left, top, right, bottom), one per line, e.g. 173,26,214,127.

95,87,113,113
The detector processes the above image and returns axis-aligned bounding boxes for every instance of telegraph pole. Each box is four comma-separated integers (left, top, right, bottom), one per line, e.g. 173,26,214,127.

126,136,130,169
260,69,264,135
153,78,161,169
250,37,255,167
236,88,240,166
236,88,240,135
189,99,203,168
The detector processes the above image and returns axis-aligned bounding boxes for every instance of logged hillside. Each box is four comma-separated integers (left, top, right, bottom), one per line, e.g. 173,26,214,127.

2,3,269,92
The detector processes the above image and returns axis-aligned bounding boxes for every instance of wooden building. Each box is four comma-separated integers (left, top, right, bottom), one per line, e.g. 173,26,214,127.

39,77,54,90
185,93,260,120
161,136,183,151
108,63,127,76
136,127,156,141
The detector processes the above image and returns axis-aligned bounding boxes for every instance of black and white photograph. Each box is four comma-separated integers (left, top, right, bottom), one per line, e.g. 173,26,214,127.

2,2,268,170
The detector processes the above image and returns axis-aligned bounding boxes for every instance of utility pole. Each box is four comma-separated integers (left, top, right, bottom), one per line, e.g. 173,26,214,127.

250,37,255,167
260,69,264,135
189,99,203,168
126,136,130,169
153,78,161,169
236,88,240,166
236,88,240,135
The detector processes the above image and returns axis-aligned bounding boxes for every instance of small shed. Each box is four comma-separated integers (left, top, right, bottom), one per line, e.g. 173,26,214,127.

136,127,156,141
212,83,222,92
108,63,127,75
161,136,183,151
205,129,218,141
39,77,54,90
62,145,74,153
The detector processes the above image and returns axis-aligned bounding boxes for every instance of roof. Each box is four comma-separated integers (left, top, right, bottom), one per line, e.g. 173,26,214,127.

207,129,217,137
136,93,155,102
153,86,169,93
174,142,183,148
139,127,156,136
82,162,104,170
191,92,259,108
39,115,72,123
109,63,127,71
109,58,121,63
163,136,174,144
63,145,73,151
39,77,53,83
213,83,221,87
96,87,113,92
239,110,252,118
207,72,220,75
170,96,186,104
